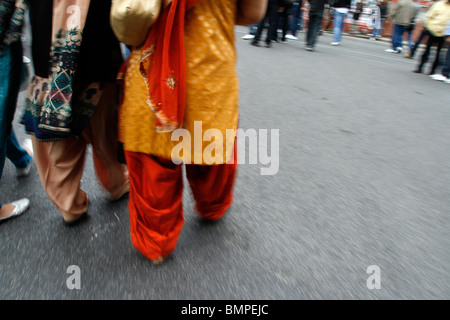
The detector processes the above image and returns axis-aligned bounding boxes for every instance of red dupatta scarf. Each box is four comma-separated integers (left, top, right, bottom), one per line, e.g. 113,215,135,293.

139,0,201,133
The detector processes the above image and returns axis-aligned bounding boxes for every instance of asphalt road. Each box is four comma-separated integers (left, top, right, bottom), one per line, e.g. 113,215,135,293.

1,26,449,301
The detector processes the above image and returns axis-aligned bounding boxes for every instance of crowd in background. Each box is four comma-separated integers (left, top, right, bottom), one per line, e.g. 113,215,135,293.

243,0,450,82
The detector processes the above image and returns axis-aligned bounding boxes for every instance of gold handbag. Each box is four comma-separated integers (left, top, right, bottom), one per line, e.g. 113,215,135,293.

110,0,162,47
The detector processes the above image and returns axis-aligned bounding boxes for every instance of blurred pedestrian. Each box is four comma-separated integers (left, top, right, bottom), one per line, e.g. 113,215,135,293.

405,0,421,50
323,2,334,31
252,0,278,47
0,0,32,221
21,0,129,225
305,0,329,51
277,0,295,42
377,0,388,36
406,27,429,58
370,1,382,39
429,20,450,82
405,3,432,58
405,2,436,59
385,0,416,53
351,1,364,34
331,0,351,45
119,0,267,264
414,0,450,74
286,0,304,39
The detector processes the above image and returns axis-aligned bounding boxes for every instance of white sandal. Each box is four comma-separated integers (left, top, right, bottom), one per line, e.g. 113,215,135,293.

0,198,30,221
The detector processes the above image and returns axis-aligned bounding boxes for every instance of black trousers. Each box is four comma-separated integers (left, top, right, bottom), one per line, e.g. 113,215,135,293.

253,2,279,44
306,11,324,47
417,29,446,75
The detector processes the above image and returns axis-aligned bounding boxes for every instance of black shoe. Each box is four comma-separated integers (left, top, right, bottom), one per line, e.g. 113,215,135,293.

250,41,260,47
413,69,422,73
266,42,272,48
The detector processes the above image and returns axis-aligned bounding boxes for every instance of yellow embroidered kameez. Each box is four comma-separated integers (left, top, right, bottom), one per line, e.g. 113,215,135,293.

119,0,239,165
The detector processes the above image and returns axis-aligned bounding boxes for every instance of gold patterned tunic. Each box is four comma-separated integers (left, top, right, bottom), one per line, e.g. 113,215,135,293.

119,0,239,165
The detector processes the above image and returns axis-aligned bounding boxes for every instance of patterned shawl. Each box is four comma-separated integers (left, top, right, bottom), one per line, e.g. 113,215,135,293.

139,0,200,133
22,0,110,141
37,0,91,135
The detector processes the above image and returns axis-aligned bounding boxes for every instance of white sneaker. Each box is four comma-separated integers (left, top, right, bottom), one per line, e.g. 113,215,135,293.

16,139,33,177
330,42,340,46
0,198,30,221
385,48,396,53
23,139,33,157
430,74,448,81
241,34,255,40
396,47,403,53
285,35,298,40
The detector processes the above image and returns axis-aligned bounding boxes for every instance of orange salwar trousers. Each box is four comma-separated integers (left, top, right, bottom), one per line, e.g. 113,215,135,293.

125,142,237,261
31,83,129,222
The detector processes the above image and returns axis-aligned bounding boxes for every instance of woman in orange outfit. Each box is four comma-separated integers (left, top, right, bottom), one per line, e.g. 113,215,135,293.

119,0,267,264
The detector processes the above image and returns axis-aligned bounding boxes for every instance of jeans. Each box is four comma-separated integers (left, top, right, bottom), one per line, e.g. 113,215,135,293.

306,11,324,47
248,24,258,35
373,18,385,37
1,41,29,179
0,41,31,210
0,130,31,179
290,1,303,36
392,24,406,50
0,43,20,149
373,28,381,36
333,11,347,43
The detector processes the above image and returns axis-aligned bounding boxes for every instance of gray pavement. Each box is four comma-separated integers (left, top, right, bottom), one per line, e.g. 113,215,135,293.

1,25,450,300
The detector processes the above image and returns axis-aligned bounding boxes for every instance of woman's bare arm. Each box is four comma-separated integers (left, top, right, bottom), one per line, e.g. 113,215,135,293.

235,0,268,26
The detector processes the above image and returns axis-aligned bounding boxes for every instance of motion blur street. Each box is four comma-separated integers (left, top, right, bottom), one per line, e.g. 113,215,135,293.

1,25,449,300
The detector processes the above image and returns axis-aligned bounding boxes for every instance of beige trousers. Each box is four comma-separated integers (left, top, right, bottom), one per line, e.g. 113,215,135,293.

32,83,129,222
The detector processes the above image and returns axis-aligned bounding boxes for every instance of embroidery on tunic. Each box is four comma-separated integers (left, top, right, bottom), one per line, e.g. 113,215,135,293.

164,75,177,89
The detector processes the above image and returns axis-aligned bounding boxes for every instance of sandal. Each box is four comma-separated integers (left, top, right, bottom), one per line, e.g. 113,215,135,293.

0,198,30,221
